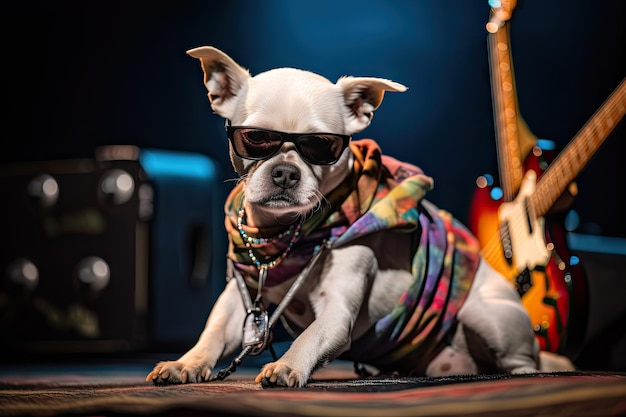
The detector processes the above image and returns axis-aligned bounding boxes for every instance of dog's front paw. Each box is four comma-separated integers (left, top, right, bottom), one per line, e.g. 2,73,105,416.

146,360,212,385
255,362,309,388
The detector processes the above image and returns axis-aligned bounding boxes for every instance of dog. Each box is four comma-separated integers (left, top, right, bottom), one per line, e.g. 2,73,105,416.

146,46,573,388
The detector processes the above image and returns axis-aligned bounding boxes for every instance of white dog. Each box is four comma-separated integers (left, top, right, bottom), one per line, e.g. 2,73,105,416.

147,46,571,388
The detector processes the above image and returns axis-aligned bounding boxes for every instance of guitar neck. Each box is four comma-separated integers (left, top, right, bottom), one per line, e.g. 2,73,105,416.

531,78,626,217
488,20,536,200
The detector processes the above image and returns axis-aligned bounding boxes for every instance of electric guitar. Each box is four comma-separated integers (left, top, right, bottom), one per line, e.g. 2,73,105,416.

469,1,575,354
471,76,625,354
469,2,625,354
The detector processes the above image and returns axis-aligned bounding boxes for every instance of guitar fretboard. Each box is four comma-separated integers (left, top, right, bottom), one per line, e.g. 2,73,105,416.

489,20,538,201
531,78,626,217
489,21,523,201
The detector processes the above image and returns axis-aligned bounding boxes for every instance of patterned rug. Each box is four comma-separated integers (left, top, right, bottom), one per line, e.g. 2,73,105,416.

0,361,625,417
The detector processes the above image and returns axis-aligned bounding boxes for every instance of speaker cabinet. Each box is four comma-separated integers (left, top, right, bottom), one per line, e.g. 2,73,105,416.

569,234,626,372
0,146,225,356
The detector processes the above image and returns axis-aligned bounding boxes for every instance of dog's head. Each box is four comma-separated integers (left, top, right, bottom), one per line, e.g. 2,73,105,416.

187,46,407,226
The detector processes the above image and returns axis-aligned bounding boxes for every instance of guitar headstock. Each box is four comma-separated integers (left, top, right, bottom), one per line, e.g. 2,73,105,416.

486,0,518,33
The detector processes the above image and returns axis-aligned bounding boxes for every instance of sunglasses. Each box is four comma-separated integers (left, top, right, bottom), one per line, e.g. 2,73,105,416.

226,123,351,165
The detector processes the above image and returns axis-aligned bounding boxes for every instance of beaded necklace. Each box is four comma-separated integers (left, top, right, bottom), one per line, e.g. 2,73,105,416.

236,206,302,270
234,204,303,358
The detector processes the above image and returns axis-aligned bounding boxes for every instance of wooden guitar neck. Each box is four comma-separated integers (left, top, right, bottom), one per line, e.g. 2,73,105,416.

488,19,536,201
531,77,626,218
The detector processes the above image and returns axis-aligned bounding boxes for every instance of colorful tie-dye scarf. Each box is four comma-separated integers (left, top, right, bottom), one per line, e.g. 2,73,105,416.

224,139,480,373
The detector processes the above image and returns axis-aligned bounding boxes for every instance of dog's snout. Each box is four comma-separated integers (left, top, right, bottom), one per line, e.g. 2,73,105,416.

271,164,301,189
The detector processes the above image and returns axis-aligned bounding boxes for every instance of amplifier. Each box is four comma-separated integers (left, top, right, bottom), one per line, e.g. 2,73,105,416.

0,146,226,356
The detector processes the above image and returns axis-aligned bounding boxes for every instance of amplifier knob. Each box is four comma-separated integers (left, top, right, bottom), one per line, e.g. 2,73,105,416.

5,258,39,291
76,256,110,292
27,174,59,207
100,169,135,205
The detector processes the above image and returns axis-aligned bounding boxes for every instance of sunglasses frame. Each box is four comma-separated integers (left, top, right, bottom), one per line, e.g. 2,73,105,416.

225,121,351,166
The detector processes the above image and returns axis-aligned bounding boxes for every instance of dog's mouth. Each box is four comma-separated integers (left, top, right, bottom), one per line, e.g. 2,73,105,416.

260,194,298,207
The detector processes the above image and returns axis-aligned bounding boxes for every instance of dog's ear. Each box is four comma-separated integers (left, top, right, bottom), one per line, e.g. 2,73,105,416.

337,77,407,134
186,46,251,119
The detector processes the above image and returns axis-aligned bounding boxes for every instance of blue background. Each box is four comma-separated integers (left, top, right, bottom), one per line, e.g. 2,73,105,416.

4,0,625,238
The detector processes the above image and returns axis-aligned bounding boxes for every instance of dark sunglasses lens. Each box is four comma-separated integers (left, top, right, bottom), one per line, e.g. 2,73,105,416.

296,135,346,164
233,129,282,159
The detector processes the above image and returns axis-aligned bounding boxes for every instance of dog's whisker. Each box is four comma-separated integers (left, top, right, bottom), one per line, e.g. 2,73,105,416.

223,175,247,185
309,191,329,217
272,212,302,226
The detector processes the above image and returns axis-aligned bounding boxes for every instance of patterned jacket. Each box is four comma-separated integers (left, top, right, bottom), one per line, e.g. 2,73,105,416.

224,139,480,374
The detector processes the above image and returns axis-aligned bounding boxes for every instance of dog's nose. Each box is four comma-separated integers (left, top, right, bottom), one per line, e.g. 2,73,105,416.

271,164,301,189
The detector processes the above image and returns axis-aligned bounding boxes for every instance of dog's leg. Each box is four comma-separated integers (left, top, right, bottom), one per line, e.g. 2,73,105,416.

255,245,377,388
429,259,540,376
146,278,246,384
538,350,576,372
460,259,540,373
425,330,479,376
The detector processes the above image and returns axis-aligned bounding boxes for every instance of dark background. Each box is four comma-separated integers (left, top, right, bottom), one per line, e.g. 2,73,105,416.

1,1,625,369
3,0,625,238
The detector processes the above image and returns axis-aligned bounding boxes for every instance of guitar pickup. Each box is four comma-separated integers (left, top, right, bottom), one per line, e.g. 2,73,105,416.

499,220,514,265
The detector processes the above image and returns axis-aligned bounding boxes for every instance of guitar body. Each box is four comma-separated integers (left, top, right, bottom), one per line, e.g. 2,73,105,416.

469,145,588,355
